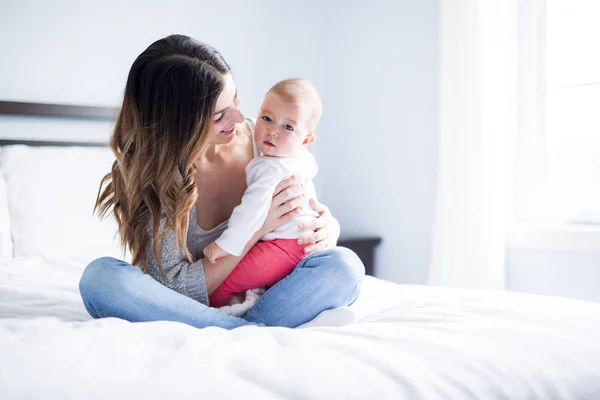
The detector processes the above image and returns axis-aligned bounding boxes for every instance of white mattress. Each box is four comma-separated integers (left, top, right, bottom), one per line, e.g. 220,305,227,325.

1,257,600,399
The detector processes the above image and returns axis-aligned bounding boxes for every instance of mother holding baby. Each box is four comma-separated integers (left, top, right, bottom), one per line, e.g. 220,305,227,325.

78,34,364,329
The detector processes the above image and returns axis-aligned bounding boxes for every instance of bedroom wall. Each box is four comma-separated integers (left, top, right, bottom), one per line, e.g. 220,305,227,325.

0,0,325,141
507,248,600,303
314,1,440,284
0,0,441,284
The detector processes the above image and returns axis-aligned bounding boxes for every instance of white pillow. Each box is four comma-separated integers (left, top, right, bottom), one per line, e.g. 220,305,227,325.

0,145,130,265
0,148,14,259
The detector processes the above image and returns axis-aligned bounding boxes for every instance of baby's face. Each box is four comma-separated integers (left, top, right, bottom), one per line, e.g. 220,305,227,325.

254,93,314,158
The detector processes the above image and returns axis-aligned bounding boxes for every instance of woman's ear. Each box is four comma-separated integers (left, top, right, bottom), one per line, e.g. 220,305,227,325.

303,133,316,145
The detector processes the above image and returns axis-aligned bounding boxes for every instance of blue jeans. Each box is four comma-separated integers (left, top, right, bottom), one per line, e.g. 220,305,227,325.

79,247,364,329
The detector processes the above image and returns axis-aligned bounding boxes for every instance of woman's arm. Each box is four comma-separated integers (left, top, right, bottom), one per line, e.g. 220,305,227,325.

203,229,263,295
144,219,210,305
145,215,266,303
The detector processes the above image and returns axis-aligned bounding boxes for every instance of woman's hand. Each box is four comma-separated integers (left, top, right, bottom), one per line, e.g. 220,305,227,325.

259,176,307,237
259,177,340,255
297,198,340,255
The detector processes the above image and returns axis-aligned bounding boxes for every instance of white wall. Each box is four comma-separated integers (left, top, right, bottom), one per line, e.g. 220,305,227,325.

0,0,329,141
315,1,440,284
0,0,440,284
0,0,324,115
507,249,600,303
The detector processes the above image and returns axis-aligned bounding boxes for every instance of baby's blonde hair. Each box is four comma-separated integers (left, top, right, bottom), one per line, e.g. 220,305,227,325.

267,78,322,132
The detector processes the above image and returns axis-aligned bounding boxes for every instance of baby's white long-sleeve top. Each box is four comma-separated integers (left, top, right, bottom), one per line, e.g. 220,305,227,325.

215,149,320,256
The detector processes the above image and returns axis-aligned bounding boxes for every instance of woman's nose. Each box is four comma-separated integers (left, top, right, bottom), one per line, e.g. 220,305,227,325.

231,108,244,124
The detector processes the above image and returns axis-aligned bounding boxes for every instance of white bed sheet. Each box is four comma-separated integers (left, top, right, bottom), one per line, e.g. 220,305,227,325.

1,257,600,399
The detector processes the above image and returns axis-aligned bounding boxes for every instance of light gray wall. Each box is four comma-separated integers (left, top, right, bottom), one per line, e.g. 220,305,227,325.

315,1,440,284
0,0,324,114
507,249,600,303
0,0,328,142
0,0,441,284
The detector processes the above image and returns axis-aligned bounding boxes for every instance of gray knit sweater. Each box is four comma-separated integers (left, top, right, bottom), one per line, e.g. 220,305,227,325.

143,118,257,306
144,206,228,306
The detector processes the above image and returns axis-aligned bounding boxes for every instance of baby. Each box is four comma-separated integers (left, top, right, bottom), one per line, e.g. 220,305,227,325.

203,78,322,309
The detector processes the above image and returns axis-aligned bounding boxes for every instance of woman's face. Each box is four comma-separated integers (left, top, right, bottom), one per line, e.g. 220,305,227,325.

207,73,244,145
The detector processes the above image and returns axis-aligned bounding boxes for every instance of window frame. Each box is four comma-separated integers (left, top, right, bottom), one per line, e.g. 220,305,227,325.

509,0,600,253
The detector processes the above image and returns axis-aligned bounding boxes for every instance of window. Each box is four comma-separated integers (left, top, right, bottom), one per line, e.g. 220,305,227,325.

520,0,600,225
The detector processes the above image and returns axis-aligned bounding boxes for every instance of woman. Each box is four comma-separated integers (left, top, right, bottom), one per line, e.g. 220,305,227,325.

79,34,364,329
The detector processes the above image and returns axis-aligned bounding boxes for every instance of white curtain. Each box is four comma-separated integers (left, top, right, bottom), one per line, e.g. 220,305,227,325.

429,0,518,289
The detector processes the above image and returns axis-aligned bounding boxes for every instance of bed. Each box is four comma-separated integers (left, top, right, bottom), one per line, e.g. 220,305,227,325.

1,101,600,399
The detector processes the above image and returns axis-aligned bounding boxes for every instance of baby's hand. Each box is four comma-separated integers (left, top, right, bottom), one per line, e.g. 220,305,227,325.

203,242,230,264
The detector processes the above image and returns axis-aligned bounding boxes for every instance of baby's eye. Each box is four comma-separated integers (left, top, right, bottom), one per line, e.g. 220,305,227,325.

261,116,272,122
283,124,294,131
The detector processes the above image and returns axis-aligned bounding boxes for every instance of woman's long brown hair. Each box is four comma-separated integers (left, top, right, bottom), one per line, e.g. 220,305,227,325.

95,34,230,275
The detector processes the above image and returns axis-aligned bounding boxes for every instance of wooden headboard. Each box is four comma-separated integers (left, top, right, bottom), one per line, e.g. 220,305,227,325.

0,100,117,147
